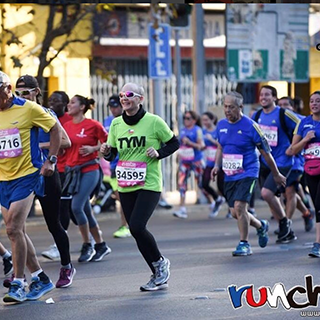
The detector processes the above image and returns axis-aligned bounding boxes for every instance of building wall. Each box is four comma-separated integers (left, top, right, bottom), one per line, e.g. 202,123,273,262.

0,4,91,98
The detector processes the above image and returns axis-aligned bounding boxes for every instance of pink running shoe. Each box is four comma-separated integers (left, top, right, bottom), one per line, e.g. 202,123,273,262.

56,266,76,288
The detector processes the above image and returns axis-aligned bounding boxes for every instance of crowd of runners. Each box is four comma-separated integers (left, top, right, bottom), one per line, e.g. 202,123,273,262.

0,70,319,303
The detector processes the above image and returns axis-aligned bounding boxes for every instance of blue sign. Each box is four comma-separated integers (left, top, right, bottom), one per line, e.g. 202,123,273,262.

148,24,172,79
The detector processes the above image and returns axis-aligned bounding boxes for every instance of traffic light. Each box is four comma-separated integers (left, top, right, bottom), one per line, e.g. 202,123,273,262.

169,4,192,28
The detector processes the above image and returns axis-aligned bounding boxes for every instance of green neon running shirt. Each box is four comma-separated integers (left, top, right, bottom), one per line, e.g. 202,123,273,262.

107,112,174,193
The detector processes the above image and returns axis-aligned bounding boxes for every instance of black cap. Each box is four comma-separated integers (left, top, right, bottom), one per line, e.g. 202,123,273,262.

108,95,121,108
16,75,39,89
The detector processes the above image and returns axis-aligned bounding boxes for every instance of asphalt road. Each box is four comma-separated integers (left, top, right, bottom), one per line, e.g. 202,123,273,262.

0,200,319,320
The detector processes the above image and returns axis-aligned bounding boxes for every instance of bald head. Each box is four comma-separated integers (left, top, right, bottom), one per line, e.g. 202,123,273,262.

0,71,11,86
0,72,13,111
121,83,144,96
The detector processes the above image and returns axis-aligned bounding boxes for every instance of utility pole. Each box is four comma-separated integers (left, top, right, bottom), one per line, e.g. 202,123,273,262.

174,29,182,130
192,4,205,115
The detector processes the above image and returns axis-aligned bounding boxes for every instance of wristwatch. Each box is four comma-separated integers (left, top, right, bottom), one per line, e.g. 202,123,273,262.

48,155,58,164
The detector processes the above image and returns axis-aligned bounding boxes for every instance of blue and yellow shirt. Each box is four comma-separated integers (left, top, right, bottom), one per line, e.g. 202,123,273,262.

0,97,57,181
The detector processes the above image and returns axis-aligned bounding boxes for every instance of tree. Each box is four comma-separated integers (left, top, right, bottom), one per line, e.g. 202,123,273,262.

1,3,113,91
36,4,96,90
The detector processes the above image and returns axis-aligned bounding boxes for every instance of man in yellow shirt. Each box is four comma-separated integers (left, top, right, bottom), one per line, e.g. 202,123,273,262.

0,72,61,303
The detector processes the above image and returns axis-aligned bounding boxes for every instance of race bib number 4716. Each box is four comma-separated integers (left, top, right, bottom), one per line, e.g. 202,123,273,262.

116,161,147,187
0,128,22,159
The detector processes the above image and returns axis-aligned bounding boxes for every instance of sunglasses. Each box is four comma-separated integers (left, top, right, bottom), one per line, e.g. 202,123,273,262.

15,88,36,96
119,91,142,99
0,82,8,90
183,116,192,120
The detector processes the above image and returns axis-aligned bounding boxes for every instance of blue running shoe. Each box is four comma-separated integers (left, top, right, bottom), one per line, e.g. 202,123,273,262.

232,242,252,256
257,220,269,248
26,276,55,301
308,243,320,258
3,280,26,303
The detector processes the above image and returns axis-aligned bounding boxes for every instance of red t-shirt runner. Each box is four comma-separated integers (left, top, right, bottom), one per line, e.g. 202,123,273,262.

64,119,108,173
57,112,72,173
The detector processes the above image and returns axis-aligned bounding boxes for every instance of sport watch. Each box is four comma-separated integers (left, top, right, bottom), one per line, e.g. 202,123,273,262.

48,155,58,164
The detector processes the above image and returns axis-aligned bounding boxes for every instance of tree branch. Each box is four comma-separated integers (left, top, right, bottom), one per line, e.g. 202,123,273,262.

47,34,95,66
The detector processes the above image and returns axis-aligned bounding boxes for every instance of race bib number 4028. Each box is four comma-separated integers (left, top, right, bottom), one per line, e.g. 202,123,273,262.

0,128,22,159
116,161,147,187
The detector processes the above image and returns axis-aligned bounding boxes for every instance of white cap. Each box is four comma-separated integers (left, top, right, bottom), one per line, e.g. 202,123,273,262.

0,71,10,85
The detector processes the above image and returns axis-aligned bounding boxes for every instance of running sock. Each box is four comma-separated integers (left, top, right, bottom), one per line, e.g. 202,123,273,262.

38,271,50,283
31,269,43,278
14,278,25,285
280,217,288,223
240,240,248,243
31,269,50,283
1,250,11,259
62,264,72,270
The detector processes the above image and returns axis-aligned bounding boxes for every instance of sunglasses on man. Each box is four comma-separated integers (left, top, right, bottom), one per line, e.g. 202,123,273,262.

119,91,142,99
0,82,8,90
15,88,36,96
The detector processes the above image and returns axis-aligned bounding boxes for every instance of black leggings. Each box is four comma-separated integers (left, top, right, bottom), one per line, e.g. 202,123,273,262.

305,173,320,223
119,190,161,273
217,170,225,197
202,166,219,200
38,170,71,266
58,172,77,230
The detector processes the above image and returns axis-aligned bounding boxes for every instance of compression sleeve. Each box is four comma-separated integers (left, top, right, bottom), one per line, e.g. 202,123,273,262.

157,135,180,160
103,147,118,162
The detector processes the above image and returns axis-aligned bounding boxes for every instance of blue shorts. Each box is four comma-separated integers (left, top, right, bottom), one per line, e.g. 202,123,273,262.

224,177,257,208
0,170,44,210
259,164,291,195
286,169,303,191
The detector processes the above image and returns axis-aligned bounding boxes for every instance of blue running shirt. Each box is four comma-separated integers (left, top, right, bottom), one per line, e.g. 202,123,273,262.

179,125,203,163
252,106,299,168
292,113,305,171
217,115,270,182
296,115,320,160
203,128,218,167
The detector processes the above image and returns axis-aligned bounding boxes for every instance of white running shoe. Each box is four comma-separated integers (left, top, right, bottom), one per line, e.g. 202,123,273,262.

41,244,60,261
173,208,188,219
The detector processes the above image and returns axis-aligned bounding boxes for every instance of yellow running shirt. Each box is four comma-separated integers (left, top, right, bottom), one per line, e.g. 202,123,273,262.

0,97,56,181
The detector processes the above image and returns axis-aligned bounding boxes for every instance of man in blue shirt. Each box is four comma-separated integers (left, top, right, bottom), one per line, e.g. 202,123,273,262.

252,86,300,244
212,91,286,256
278,96,313,233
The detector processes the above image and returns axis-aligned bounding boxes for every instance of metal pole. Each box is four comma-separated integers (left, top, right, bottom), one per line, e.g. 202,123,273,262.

192,4,205,115
174,29,183,131
152,79,163,118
